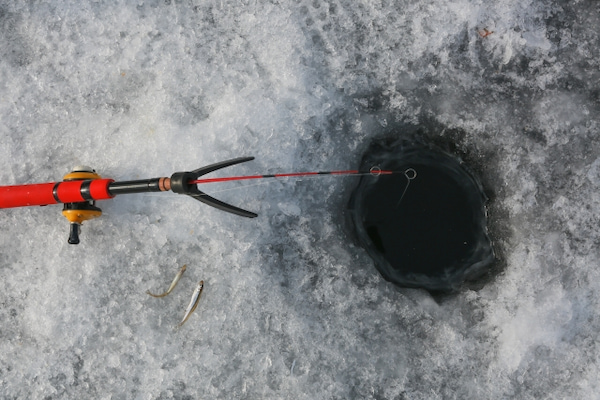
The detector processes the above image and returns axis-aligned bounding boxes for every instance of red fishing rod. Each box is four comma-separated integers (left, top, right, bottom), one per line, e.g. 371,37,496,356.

0,157,400,244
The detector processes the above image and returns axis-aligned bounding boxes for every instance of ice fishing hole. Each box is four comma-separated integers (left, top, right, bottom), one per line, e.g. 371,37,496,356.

348,139,495,293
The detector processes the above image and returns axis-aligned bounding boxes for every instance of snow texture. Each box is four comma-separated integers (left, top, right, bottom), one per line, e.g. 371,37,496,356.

0,0,599,399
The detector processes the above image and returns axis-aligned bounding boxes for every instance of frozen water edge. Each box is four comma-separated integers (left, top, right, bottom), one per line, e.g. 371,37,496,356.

0,0,599,399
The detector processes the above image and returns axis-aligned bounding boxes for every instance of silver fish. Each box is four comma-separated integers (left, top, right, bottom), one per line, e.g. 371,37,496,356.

177,280,204,328
146,264,187,298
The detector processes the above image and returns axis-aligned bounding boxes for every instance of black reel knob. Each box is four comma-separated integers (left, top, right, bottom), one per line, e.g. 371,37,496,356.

68,223,81,245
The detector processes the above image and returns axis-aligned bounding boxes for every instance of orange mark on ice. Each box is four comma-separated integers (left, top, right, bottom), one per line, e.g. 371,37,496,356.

477,28,493,38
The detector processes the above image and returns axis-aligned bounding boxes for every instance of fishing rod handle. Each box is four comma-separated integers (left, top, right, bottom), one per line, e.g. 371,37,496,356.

0,179,115,208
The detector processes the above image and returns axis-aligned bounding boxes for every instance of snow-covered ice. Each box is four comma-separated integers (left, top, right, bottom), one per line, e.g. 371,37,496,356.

0,0,599,398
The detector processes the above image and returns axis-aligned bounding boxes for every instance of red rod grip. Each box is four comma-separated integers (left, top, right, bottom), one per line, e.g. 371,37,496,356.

89,179,114,200
56,180,86,203
0,182,58,208
0,179,114,209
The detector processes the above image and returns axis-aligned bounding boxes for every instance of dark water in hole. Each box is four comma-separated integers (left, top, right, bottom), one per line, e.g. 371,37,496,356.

349,139,494,292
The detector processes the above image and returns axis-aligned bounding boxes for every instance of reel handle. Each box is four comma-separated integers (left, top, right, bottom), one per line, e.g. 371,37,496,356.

68,223,81,245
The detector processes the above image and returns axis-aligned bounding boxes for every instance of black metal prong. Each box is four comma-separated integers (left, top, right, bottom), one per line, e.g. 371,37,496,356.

190,192,258,218
170,157,257,218
190,157,255,177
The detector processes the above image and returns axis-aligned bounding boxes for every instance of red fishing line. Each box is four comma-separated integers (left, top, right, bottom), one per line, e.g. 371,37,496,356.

188,169,394,185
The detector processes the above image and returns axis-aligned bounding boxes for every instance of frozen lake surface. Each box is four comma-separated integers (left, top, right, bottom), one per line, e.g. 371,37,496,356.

0,1,599,398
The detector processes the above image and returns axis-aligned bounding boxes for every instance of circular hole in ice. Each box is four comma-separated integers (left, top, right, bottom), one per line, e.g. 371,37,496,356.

348,139,495,293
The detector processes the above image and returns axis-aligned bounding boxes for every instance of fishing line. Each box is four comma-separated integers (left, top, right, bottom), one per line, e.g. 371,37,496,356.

396,168,417,207
188,166,417,203
188,167,393,185
185,167,398,198
106,167,416,199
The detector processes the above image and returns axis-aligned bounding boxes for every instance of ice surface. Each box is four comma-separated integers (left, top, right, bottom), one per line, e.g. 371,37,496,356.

0,0,599,399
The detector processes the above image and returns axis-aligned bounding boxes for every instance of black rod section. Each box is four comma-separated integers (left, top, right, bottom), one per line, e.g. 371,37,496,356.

108,178,165,196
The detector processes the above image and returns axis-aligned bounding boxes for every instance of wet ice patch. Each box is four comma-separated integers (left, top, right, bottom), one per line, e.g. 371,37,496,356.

587,158,600,183
277,202,301,217
488,240,573,373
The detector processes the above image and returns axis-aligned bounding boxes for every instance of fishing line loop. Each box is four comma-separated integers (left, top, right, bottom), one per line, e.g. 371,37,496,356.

404,168,417,180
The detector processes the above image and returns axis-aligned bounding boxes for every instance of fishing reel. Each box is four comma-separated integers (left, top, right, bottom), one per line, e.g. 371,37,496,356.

61,166,103,244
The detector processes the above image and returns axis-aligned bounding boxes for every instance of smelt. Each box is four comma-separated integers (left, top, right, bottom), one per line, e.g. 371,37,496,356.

146,264,187,298
177,280,204,328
